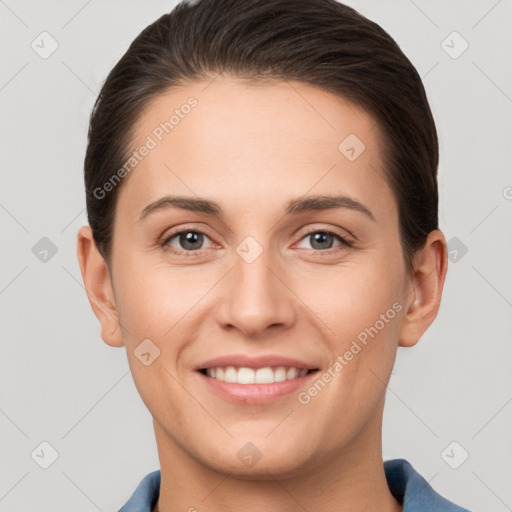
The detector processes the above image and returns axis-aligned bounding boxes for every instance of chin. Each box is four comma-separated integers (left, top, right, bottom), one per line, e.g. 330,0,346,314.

200,440,319,480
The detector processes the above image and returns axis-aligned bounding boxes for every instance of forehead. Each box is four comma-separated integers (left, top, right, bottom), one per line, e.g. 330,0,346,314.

118,76,394,222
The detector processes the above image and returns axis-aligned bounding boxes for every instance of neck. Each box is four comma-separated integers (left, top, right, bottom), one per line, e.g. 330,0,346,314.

152,410,401,512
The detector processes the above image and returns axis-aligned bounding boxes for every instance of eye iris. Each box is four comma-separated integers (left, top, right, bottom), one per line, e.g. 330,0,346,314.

310,232,333,250
310,231,332,249
180,231,203,250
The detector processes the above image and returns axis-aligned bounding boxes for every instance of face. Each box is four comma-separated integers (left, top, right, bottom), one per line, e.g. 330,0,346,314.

96,77,416,477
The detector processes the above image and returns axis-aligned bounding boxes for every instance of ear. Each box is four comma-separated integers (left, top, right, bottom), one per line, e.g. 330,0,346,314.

398,229,448,348
76,225,124,348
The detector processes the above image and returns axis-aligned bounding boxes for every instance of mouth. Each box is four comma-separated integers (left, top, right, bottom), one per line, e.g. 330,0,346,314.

195,364,320,404
193,355,320,404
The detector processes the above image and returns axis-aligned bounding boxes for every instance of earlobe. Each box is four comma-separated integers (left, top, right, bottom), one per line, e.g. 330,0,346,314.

76,225,125,348
398,229,448,348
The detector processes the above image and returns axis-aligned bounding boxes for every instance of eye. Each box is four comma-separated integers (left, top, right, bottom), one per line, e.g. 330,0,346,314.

295,229,353,252
161,227,353,257
162,229,215,255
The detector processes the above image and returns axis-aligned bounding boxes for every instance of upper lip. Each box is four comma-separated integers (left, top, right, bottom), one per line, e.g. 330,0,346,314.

195,354,319,371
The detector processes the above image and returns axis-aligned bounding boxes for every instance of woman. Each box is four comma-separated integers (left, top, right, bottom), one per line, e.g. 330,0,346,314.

77,0,471,510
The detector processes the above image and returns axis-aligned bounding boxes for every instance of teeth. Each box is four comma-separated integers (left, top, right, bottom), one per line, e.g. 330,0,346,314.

205,366,310,384
238,367,255,384
274,367,287,382
255,367,273,384
224,366,237,383
287,367,298,380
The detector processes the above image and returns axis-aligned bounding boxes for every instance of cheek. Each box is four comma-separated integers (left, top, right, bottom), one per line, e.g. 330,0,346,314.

298,255,404,401
113,259,219,402
297,255,403,339
113,264,200,421
296,267,403,431
114,257,205,343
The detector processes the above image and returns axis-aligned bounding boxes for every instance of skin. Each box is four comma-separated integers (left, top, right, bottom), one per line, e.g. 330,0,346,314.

77,76,447,512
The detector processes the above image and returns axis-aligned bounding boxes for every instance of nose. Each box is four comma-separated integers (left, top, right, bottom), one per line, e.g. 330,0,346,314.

216,242,297,338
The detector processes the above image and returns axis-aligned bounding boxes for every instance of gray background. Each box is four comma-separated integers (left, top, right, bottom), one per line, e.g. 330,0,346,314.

1,0,511,510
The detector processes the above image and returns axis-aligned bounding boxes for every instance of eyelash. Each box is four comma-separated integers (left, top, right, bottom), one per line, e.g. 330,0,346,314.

161,227,354,257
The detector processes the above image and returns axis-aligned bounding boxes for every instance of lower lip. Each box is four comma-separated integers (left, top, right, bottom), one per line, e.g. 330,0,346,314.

196,370,318,405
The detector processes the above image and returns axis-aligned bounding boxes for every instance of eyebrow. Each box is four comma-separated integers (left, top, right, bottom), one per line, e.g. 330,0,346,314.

137,194,376,223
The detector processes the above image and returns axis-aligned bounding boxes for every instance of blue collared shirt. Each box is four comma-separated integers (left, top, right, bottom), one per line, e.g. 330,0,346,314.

118,458,471,511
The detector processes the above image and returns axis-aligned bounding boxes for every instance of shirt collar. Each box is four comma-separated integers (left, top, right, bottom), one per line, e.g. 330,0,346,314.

384,458,470,511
